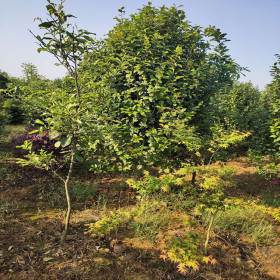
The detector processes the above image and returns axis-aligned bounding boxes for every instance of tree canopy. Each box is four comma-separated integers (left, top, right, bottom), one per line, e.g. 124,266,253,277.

82,4,244,171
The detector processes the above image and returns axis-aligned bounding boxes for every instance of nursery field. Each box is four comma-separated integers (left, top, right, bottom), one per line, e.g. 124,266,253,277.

1,1,280,279
1,125,280,280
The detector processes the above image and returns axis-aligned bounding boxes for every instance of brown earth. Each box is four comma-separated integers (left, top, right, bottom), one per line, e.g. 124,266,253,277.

0,158,280,280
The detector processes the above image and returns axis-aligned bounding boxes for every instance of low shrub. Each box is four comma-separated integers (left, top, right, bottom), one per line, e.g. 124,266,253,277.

11,126,65,159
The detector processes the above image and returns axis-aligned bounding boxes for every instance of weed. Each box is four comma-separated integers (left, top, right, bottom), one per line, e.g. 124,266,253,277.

0,197,17,220
130,205,172,243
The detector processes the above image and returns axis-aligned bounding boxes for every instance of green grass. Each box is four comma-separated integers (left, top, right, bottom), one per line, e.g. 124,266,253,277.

204,206,277,245
70,181,98,201
0,197,18,221
258,193,280,208
130,204,173,243
0,124,26,160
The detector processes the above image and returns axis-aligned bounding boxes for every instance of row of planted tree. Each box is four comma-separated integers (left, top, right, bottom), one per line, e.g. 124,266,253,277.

1,0,280,274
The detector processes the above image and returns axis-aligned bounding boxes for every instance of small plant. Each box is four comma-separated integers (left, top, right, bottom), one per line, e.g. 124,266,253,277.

0,197,17,221
160,231,209,274
128,164,237,255
127,170,176,196
87,208,134,238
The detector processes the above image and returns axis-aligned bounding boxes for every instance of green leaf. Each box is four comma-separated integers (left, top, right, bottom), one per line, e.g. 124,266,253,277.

3,99,13,108
39,21,55,28
46,4,55,15
37,48,45,53
67,14,77,18
49,130,60,140
54,141,61,148
39,126,44,136
75,154,84,163
61,136,72,147
35,119,45,126
29,130,39,135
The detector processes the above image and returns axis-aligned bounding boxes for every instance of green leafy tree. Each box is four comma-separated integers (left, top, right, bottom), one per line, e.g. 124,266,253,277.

82,4,244,174
19,0,98,244
268,55,280,151
0,70,9,89
0,70,10,131
21,63,41,83
213,82,272,152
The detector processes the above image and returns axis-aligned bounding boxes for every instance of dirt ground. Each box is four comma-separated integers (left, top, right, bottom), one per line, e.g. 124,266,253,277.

0,157,280,280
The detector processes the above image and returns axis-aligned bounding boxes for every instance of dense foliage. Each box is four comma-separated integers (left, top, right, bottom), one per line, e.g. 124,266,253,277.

82,4,244,172
213,82,273,152
11,126,64,160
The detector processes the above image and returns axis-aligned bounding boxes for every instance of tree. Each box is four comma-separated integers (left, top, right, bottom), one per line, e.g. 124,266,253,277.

268,55,280,151
0,70,9,89
19,0,98,244
0,70,10,131
82,4,244,174
21,63,41,83
213,82,272,152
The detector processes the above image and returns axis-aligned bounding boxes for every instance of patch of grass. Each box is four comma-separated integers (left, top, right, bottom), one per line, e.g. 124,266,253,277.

70,181,98,201
204,206,277,245
91,194,109,211
0,124,26,159
154,191,197,212
130,206,172,243
110,180,128,191
258,193,280,208
0,164,26,187
0,197,18,220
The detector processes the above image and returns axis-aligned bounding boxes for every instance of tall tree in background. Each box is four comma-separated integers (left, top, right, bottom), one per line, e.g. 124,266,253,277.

213,82,272,152
268,55,280,150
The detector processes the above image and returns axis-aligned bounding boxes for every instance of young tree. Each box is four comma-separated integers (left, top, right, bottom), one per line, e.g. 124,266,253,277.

19,0,97,244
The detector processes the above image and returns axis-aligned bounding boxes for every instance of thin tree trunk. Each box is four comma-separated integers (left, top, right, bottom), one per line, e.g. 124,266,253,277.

132,162,140,181
60,149,75,244
191,171,196,185
204,211,217,255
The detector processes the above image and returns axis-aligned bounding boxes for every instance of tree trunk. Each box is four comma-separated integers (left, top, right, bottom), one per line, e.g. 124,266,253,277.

204,211,217,255
60,150,75,244
191,171,197,185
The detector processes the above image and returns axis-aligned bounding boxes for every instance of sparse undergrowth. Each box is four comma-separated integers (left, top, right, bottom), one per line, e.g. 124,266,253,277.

203,206,277,245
